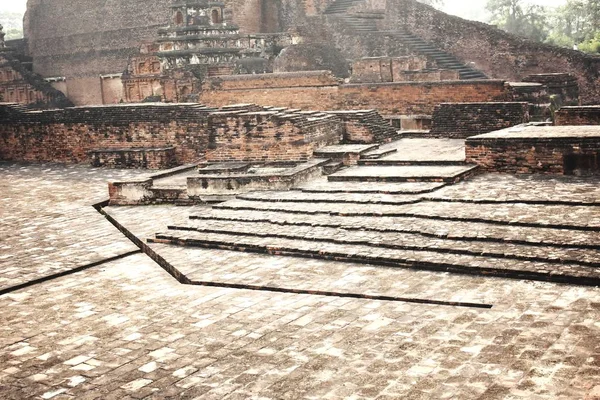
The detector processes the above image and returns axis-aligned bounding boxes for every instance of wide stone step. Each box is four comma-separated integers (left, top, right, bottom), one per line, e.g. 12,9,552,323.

190,209,600,249
295,178,446,194
211,199,600,230
236,190,422,205
171,219,600,267
151,230,600,286
327,165,478,183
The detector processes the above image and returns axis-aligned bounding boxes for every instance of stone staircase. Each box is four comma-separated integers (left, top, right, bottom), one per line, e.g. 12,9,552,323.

381,30,487,80
328,110,399,143
151,192,600,286
148,137,600,286
324,0,487,80
324,0,366,14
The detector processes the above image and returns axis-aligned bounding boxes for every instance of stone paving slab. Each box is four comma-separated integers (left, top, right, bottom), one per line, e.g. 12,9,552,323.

295,177,446,193
0,162,147,291
193,208,600,248
426,174,600,204
213,199,600,229
2,254,600,399
375,138,466,162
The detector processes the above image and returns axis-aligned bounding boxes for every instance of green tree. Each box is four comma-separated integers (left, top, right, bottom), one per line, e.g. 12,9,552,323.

544,0,600,53
486,0,549,42
418,0,445,8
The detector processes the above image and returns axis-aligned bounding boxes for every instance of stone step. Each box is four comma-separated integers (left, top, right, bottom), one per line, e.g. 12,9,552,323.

358,160,468,166
236,190,422,205
360,147,398,160
322,161,345,175
151,230,600,286
314,144,380,159
170,219,600,267
295,178,446,194
327,165,478,183
190,209,600,249
211,199,600,231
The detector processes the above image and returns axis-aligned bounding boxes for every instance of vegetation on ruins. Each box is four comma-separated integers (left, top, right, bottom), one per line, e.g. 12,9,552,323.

486,0,600,53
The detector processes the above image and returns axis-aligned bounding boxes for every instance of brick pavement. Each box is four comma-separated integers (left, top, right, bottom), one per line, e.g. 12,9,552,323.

0,162,148,292
2,162,600,399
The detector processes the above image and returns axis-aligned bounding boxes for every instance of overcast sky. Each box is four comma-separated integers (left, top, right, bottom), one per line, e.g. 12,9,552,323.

0,0,569,20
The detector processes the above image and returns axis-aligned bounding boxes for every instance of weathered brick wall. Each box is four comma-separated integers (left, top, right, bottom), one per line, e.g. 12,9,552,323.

555,106,600,126
200,75,510,115
350,56,431,83
0,104,213,164
383,0,600,104
430,102,530,138
205,111,342,162
89,147,178,169
0,103,343,166
466,127,600,174
328,110,398,143
205,71,339,91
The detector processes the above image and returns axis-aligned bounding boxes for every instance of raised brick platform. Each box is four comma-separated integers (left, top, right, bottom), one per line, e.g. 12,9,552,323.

429,102,530,138
555,105,600,126
466,125,600,175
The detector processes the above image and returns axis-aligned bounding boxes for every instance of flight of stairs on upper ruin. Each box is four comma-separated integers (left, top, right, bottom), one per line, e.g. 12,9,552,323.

381,30,488,80
324,0,488,79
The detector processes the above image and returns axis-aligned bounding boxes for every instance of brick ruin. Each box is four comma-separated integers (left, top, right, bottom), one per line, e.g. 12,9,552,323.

0,25,71,109
16,0,600,107
466,125,600,175
0,102,402,168
0,0,598,179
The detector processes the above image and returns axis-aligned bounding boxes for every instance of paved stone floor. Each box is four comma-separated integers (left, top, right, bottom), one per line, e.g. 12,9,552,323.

0,162,148,292
2,162,600,399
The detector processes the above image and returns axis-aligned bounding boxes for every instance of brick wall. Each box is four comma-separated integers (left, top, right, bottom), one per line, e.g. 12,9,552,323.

200,74,510,115
205,111,342,162
465,126,600,175
0,103,343,166
430,102,530,138
0,104,214,164
89,147,178,169
555,106,600,126
205,70,339,91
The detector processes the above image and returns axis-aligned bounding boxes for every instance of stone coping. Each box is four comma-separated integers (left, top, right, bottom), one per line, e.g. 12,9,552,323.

468,125,600,140
188,159,329,181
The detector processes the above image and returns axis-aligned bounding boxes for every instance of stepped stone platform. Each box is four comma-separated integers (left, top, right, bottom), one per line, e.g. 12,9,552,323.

129,164,600,288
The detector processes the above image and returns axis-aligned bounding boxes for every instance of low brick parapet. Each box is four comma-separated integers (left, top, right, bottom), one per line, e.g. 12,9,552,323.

555,106,600,126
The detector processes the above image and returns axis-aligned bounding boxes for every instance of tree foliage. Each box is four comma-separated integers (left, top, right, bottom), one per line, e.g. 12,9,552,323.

417,0,445,9
486,0,600,53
